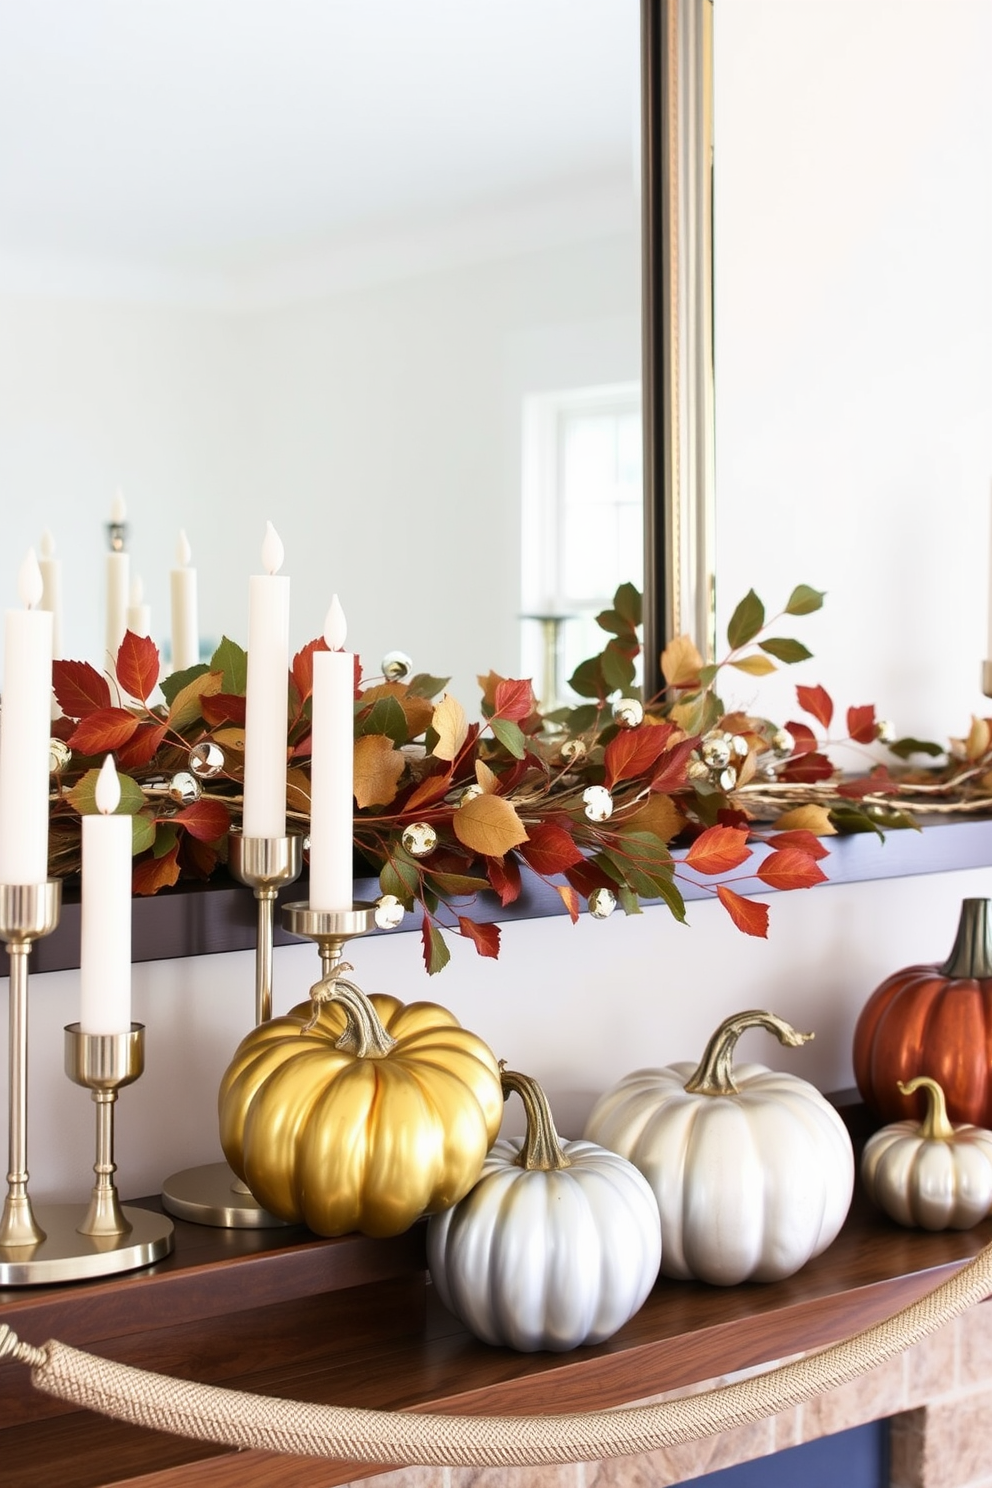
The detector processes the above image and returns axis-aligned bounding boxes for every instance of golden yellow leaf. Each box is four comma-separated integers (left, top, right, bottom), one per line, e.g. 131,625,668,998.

965,715,991,761
773,804,838,836
212,725,245,753
618,793,685,843
475,759,499,793
735,748,758,788
431,693,468,761
453,793,529,856
168,670,224,732
286,766,311,814
661,634,703,687
730,654,777,677
353,735,406,808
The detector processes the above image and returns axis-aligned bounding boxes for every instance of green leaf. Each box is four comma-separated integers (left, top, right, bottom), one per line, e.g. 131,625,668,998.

650,874,688,924
595,848,667,901
617,885,643,916
558,704,601,734
613,582,642,628
697,663,720,687
380,851,420,903
152,822,180,858
210,637,248,696
490,717,526,758
759,637,814,664
159,662,209,707
886,736,945,760
865,804,920,831
68,768,146,816
828,803,885,839
568,655,606,700
422,921,451,975
726,589,765,650
131,813,157,856
785,584,826,616
357,695,408,745
601,641,637,696
595,608,633,638
427,871,492,896
406,673,450,700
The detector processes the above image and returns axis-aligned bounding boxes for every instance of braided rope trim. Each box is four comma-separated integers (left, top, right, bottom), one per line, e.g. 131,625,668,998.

2,1239,991,1469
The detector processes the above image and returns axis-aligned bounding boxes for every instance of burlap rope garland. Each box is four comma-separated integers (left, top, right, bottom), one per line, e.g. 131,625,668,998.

2,1236,992,1468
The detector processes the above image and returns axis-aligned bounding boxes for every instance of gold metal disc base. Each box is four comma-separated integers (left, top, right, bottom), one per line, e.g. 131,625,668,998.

0,1203,174,1286
161,1160,292,1229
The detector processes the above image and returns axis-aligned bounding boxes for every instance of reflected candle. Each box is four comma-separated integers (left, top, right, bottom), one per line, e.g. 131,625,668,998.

126,575,151,639
170,529,199,671
39,529,63,661
309,596,354,911
243,523,290,839
105,491,129,668
80,757,132,1034
0,550,53,885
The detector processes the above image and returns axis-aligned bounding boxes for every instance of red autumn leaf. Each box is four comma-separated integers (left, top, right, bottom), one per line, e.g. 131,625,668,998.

555,883,581,923
756,848,828,891
605,723,679,788
717,884,769,938
518,821,585,876
783,721,818,756
650,737,700,793
486,853,522,906
68,708,139,755
781,751,834,784
457,916,501,959
684,824,752,875
493,678,536,722
115,722,168,770
116,631,160,702
836,767,900,799
132,843,181,896
201,693,248,728
179,833,219,881
717,807,752,831
172,797,231,843
564,859,617,898
53,660,111,719
291,637,329,702
768,829,830,861
796,684,834,731
846,704,877,745
402,770,453,812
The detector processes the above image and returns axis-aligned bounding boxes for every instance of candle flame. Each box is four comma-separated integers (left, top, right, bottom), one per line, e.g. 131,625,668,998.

176,529,192,567
261,521,284,576
40,529,56,559
18,549,43,610
95,755,121,816
130,575,144,605
324,594,347,651
110,490,127,523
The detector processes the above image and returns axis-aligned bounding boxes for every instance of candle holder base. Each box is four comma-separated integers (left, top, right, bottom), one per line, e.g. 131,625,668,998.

0,1203,174,1286
161,1160,294,1229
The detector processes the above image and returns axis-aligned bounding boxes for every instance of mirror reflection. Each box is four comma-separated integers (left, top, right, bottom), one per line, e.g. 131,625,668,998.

0,0,642,705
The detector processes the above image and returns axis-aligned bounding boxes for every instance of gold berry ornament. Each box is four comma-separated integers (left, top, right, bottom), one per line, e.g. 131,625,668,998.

218,973,503,1237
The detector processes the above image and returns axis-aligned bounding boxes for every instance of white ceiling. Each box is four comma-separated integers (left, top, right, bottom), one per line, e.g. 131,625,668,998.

0,0,640,303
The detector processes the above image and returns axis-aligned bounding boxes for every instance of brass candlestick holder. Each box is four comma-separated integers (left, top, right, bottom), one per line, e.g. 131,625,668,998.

161,830,303,1229
282,901,380,982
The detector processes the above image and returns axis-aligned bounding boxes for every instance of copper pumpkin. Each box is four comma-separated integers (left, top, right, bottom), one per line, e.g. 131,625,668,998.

853,898,992,1127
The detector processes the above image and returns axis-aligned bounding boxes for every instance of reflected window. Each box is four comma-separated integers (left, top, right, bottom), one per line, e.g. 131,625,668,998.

521,384,642,707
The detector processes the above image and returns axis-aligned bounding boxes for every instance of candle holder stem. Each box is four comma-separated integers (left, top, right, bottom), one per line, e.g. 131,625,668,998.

253,886,278,1025
65,1024,145,1239
78,1090,130,1237
228,833,303,1027
282,902,380,985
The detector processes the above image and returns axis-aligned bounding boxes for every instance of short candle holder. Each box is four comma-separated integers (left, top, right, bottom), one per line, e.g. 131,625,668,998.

161,830,303,1229
281,901,380,982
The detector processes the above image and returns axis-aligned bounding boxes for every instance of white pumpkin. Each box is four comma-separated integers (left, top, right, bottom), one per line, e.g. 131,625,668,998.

427,1068,661,1352
861,1075,992,1230
584,1010,855,1286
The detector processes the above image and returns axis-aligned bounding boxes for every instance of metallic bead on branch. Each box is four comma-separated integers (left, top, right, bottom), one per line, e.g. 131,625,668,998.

771,728,794,758
731,734,750,758
589,886,617,919
381,650,413,683
374,894,406,930
559,738,587,765
457,783,484,805
49,739,72,774
876,719,895,744
188,741,224,779
613,698,644,729
168,771,202,805
402,822,438,858
718,767,737,792
688,758,710,782
701,733,732,770
582,785,614,822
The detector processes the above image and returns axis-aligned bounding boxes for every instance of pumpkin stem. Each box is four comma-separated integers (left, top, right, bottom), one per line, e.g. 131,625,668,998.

683,1009,814,1096
939,899,992,980
304,974,397,1058
500,1065,571,1171
898,1076,957,1142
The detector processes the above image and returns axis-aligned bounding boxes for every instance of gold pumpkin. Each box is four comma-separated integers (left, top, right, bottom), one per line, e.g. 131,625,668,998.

218,976,504,1237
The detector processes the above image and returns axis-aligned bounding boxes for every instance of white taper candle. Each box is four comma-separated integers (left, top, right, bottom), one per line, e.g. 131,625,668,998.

243,523,290,839
38,529,63,661
126,575,151,639
0,551,53,885
170,529,199,672
308,595,354,911
105,493,129,670
79,756,132,1035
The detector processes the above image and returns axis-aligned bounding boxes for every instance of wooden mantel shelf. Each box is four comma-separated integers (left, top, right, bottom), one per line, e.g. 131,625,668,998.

1,1178,990,1488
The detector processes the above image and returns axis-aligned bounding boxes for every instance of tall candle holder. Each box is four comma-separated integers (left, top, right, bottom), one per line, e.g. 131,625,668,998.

160,831,303,1229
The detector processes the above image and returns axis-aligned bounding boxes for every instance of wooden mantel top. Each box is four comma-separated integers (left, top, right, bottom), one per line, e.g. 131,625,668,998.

1,1182,990,1488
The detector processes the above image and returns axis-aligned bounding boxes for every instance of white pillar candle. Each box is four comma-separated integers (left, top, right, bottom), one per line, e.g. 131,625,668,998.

243,523,290,840
38,529,63,661
170,529,199,671
79,756,132,1035
0,551,53,885
105,492,130,670
126,575,151,639
308,595,354,912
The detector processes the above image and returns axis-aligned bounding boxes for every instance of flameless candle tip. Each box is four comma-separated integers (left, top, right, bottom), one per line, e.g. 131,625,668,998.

110,491,127,523
95,756,121,816
40,529,55,559
18,549,44,610
176,529,192,567
261,521,284,576
324,594,347,651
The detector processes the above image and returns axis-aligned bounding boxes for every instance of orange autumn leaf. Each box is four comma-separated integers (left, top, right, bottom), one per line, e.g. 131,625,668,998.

555,883,581,923
67,708,139,755
353,735,405,808
847,704,877,745
773,804,837,836
684,824,751,875
796,684,834,731
115,630,160,702
132,843,181,895
453,793,528,857
767,829,830,861
457,916,501,958
756,848,828,891
717,884,769,938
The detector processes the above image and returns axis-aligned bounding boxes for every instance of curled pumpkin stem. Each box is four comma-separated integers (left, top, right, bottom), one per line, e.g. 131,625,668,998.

500,1065,571,1172
302,969,397,1059
898,1076,957,1142
683,1009,814,1096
